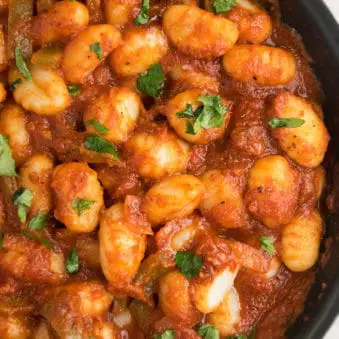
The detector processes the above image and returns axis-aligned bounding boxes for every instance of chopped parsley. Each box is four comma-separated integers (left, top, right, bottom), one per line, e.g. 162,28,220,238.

137,64,166,98
212,0,237,14
153,329,175,339
12,188,33,222
66,248,79,274
28,211,48,230
259,236,276,256
84,135,119,159
176,95,227,135
14,46,32,80
268,117,305,128
227,328,256,339
21,229,54,248
175,251,203,279
71,197,96,216
67,84,81,96
10,78,22,91
85,119,109,135
0,134,16,176
135,0,150,25
90,42,103,60
198,324,220,339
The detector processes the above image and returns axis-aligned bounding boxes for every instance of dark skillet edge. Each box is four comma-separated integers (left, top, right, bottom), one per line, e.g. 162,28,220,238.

279,0,339,338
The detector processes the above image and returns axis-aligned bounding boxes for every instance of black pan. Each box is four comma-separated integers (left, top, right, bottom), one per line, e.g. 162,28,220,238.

277,0,339,338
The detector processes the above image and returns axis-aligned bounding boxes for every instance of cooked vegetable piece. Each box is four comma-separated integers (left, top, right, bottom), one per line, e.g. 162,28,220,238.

137,64,166,98
28,211,48,230
0,134,16,176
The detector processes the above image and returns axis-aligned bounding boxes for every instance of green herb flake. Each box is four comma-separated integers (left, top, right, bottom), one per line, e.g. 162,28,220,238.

66,248,79,274
85,119,109,135
198,324,220,339
71,197,96,216
268,117,305,129
135,0,150,25
176,95,227,135
21,230,54,248
28,211,48,230
259,236,276,256
84,135,119,159
153,329,175,339
68,84,81,96
227,328,256,339
12,188,33,222
137,64,166,98
90,42,103,60
0,134,17,177
10,78,22,91
212,0,237,14
175,251,203,279
15,46,32,80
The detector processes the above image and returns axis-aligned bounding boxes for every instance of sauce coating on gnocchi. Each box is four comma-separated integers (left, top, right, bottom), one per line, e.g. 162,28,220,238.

0,0,330,337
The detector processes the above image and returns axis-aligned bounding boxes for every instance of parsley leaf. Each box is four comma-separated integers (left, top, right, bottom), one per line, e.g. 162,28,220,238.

227,328,256,339
268,117,305,128
68,84,81,96
0,230,3,250
21,230,54,248
15,46,32,80
0,134,16,176
212,0,237,14
153,329,175,339
71,197,96,216
135,0,150,25
12,188,33,222
175,251,203,279
137,64,166,98
10,78,22,91
199,324,220,339
66,248,79,274
28,211,48,230
90,42,103,60
259,236,276,256
176,95,227,135
84,135,119,159
85,119,109,135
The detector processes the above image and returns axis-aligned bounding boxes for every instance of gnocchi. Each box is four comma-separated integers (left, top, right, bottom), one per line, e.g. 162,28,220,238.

223,45,297,85
143,174,204,225
110,25,169,77
245,155,299,228
51,162,104,232
163,5,239,59
268,92,330,168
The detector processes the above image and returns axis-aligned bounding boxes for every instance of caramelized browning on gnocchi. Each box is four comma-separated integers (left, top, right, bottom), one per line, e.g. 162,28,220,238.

0,0,330,337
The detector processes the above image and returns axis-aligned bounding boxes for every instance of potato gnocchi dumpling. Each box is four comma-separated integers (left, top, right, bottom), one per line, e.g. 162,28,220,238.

206,287,241,336
200,170,246,228
83,86,143,144
0,103,32,166
164,89,231,144
32,1,89,45
0,315,32,339
99,202,147,287
19,154,54,217
245,155,299,228
223,45,297,85
9,65,71,116
125,129,190,179
143,174,204,225
282,210,322,272
268,92,330,168
104,0,140,26
62,24,122,84
159,270,201,325
205,0,272,44
192,265,239,313
163,5,239,59
51,162,104,232
110,25,169,77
